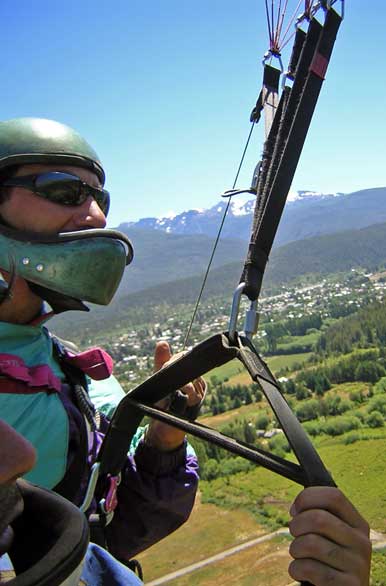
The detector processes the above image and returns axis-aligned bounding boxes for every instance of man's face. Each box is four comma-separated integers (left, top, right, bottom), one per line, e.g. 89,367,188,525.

0,163,107,235
0,420,36,555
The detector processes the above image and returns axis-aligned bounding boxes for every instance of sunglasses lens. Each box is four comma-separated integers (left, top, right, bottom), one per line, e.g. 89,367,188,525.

35,172,110,215
96,190,110,216
35,172,83,206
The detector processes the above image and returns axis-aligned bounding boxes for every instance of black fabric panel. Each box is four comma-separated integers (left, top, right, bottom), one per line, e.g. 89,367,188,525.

8,480,89,586
242,11,342,301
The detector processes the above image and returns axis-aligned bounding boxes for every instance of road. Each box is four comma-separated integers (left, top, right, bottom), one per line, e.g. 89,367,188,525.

145,528,386,585
145,528,290,585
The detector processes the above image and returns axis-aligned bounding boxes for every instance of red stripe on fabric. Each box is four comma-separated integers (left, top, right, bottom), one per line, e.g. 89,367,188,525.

0,354,62,391
310,52,329,79
0,378,58,394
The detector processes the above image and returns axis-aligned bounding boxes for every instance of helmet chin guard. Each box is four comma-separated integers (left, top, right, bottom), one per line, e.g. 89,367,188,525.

0,226,134,313
6,480,89,586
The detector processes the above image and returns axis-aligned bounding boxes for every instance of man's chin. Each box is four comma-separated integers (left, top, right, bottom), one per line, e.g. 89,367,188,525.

0,525,14,556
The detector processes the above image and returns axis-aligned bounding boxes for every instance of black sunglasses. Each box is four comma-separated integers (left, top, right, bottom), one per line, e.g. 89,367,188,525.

3,171,110,216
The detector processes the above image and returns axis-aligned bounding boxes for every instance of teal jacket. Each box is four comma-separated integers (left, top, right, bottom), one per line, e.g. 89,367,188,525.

0,318,199,561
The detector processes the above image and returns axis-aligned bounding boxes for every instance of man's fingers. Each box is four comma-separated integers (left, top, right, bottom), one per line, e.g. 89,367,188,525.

291,487,370,535
288,557,344,586
180,377,206,406
153,341,172,372
289,531,371,574
289,488,372,586
153,341,206,407
289,508,368,550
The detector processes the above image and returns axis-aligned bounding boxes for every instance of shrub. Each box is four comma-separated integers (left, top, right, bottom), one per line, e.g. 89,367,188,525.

254,389,263,402
368,395,386,416
322,395,353,417
295,384,312,401
268,433,290,454
303,420,322,437
373,376,386,393
219,457,254,476
349,389,366,404
201,458,220,481
352,409,366,423
295,399,320,422
322,416,361,436
366,410,385,428
344,432,361,445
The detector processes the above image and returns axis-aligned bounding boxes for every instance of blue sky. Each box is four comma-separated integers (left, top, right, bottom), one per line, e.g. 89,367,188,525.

1,1,383,226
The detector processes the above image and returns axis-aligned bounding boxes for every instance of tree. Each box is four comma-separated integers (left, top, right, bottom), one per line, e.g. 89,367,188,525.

284,379,296,395
295,384,311,401
233,396,242,409
355,361,386,383
243,421,256,444
255,414,270,430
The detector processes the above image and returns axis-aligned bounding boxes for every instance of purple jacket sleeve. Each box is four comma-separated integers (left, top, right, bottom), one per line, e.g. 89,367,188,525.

105,437,199,561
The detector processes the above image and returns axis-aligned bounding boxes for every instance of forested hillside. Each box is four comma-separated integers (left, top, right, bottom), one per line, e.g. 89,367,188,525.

52,221,386,341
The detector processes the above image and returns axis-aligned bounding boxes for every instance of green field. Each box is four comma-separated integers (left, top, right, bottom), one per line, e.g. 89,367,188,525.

372,551,386,585
208,361,245,383
137,431,386,585
276,330,320,352
207,352,313,388
266,352,313,373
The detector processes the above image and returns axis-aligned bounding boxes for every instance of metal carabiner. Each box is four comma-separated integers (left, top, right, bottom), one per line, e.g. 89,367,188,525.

228,283,259,343
262,49,284,73
329,0,345,19
79,462,101,513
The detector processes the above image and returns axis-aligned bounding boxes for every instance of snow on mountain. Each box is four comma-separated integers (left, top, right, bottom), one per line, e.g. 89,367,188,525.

119,190,345,238
287,190,344,202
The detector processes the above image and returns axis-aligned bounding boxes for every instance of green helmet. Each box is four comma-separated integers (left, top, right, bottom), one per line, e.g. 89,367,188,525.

0,117,105,184
0,117,134,313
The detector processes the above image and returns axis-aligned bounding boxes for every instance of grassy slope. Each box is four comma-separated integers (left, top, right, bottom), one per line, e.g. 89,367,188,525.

137,431,386,584
372,552,386,586
206,352,313,389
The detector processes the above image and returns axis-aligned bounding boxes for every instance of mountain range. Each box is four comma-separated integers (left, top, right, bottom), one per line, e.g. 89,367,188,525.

50,186,386,339
106,186,386,297
118,187,386,246
51,219,386,340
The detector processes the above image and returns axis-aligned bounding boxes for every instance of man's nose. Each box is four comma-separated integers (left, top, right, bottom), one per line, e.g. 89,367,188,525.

0,420,37,484
71,196,107,229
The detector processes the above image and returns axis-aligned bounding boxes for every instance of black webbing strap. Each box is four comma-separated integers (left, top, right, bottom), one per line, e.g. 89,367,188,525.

288,28,307,79
240,19,322,297
96,332,334,487
236,335,334,486
241,9,342,301
257,17,323,225
250,65,281,124
122,400,307,485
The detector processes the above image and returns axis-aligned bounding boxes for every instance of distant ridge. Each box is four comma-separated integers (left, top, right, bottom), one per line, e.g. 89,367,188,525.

117,187,386,246
114,228,246,296
52,220,386,340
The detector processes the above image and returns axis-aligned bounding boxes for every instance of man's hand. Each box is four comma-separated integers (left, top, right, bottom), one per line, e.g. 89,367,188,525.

145,341,206,451
288,487,371,586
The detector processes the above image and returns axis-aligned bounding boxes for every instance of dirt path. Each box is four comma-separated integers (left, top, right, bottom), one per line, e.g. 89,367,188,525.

145,528,386,585
145,528,289,585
